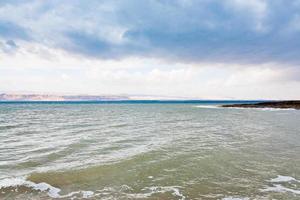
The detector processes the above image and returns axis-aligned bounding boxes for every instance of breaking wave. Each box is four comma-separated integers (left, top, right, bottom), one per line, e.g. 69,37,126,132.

0,177,186,199
260,175,300,195
0,177,94,199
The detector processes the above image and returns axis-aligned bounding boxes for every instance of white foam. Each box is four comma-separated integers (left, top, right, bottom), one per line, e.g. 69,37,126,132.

0,177,27,189
260,184,300,195
82,190,94,198
0,177,61,198
148,186,186,200
0,177,94,199
222,197,250,200
195,105,297,111
260,175,300,195
270,175,298,183
258,108,296,111
225,107,296,111
127,186,185,200
194,105,221,109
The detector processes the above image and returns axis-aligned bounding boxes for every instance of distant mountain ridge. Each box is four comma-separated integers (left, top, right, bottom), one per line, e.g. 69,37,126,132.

0,93,130,101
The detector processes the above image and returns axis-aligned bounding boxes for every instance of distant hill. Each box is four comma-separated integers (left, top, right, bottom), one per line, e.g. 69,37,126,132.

0,93,130,101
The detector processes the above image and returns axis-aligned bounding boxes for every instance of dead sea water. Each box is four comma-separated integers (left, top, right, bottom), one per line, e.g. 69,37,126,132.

0,102,300,199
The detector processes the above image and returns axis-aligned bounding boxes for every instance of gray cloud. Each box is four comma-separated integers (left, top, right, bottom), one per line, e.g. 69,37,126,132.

0,39,19,54
1,0,300,65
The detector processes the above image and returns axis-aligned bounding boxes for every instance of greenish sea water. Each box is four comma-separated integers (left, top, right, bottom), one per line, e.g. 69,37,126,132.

0,103,299,199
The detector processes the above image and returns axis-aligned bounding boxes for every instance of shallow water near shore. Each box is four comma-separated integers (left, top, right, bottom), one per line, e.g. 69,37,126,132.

0,102,300,199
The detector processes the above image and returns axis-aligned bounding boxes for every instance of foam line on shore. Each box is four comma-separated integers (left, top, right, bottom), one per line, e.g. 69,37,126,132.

0,177,94,199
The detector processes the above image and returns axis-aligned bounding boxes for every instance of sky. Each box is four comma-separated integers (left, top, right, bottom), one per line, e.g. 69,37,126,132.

0,0,300,99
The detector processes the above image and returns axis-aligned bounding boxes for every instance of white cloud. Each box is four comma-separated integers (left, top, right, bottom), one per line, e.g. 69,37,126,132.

1,42,299,99
1,1,300,99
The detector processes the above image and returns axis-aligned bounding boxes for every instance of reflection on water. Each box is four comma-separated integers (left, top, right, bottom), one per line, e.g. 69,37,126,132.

0,103,300,199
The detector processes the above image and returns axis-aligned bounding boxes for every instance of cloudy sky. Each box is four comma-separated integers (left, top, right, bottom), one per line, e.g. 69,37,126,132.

1,0,300,99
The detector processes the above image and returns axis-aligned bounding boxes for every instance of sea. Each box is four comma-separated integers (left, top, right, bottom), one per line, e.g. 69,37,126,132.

0,101,299,200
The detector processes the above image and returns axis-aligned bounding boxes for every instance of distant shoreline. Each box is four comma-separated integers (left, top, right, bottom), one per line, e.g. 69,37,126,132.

0,100,262,104
222,101,300,110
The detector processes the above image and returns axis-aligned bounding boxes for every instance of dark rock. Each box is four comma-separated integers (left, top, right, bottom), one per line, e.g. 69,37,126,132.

222,101,300,110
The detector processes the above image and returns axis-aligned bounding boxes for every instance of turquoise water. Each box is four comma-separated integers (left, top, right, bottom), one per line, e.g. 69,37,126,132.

0,103,299,199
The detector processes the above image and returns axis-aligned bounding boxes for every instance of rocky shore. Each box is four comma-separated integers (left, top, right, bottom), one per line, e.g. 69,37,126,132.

222,101,300,110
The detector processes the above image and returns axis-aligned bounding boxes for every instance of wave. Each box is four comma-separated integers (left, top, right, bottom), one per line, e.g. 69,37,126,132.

0,177,94,199
2,175,300,199
0,177,187,199
269,175,299,183
223,107,297,111
261,184,300,195
194,105,222,109
126,186,186,200
222,197,250,200
260,175,300,195
194,105,297,111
